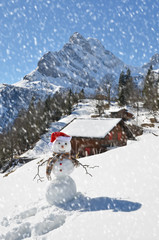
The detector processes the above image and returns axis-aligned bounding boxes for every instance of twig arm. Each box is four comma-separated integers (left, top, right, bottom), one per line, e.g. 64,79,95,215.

79,162,99,177
71,157,99,177
33,159,48,182
152,132,159,137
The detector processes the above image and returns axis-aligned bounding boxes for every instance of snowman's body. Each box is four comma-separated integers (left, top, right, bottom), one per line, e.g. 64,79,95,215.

46,134,78,205
53,156,75,177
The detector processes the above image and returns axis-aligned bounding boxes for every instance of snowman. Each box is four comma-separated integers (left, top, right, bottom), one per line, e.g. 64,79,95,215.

45,132,79,206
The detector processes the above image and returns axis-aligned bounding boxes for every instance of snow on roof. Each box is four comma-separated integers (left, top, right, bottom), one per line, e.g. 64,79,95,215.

62,118,122,138
110,108,128,113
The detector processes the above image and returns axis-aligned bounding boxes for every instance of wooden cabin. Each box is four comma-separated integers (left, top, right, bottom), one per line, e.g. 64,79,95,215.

61,118,134,157
110,109,134,121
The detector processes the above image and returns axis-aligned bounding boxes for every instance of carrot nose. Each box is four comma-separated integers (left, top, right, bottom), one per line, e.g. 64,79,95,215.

61,145,64,148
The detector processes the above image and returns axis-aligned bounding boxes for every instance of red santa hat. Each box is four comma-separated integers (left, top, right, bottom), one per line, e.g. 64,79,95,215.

50,132,72,143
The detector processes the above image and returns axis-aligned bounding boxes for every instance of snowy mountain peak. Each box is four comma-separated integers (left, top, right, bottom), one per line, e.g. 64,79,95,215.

0,33,154,132
69,32,87,45
69,32,93,54
142,53,159,70
150,53,159,67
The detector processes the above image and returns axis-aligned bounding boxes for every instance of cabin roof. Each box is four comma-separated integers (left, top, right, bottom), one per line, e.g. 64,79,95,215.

61,118,122,138
110,108,128,113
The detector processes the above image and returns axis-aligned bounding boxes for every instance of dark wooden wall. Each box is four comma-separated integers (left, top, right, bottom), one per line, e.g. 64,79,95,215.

71,123,127,157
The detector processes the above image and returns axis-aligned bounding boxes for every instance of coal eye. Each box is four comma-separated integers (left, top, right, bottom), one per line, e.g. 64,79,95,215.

58,142,61,144
65,143,67,145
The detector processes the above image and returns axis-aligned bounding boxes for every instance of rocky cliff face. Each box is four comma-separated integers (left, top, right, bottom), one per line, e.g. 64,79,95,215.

142,53,159,70
0,32,156,132
0,84,45,132
24,32,127,89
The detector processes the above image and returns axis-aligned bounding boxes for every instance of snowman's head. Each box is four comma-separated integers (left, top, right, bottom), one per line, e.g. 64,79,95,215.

53,138,71,153
50,132,72,154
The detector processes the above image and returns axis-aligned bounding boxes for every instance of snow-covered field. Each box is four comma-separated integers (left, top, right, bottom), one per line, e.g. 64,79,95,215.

0,100,159,240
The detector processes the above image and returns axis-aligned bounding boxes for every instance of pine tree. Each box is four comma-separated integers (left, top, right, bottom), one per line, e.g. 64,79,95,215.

100,73,116,106
78,89,85,100
118,71,127,106
64,89,73,115
143,65,158,111
118,69,135,106
125,69,134,103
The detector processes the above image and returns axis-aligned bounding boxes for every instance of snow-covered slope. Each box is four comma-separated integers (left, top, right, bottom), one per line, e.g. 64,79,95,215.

0,100,159,240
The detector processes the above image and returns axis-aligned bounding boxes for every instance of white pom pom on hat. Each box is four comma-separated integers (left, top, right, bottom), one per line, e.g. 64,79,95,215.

50,132,72,143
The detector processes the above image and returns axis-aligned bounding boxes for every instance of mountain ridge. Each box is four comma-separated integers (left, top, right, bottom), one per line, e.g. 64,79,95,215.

0,32,158,132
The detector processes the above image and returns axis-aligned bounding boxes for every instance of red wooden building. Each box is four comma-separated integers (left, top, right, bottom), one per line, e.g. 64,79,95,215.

61,118,134,157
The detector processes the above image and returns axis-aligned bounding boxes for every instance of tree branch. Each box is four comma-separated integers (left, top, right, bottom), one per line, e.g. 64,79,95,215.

78,162,99,177
152,132,159,137
33,159,47,182
71,157,99,177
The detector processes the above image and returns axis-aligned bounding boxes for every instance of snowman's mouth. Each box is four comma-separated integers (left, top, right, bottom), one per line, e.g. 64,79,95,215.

59,149,65,153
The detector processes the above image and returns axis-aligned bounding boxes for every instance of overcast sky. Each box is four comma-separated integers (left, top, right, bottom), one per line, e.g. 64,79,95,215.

0,0,159,84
